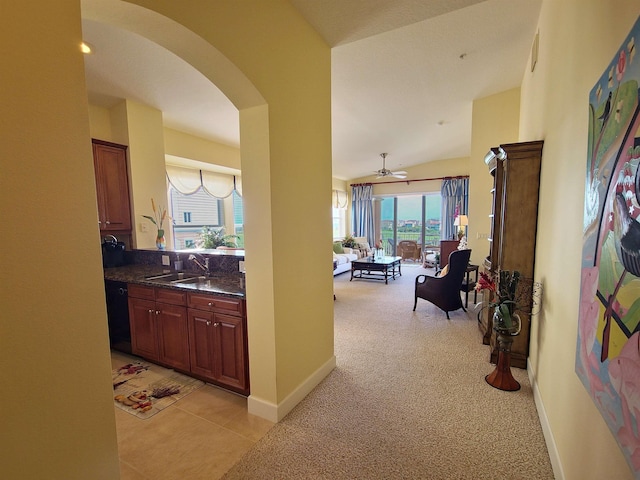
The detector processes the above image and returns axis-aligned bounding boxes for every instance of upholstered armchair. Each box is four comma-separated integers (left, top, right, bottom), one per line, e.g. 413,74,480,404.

413,249,471,319
397,240,421,262
353,236,373,258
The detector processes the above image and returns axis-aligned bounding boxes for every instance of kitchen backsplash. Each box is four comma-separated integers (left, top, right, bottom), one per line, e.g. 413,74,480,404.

127,249,244,275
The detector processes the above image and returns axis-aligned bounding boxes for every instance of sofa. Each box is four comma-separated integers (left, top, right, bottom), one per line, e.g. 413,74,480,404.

333,242,359,276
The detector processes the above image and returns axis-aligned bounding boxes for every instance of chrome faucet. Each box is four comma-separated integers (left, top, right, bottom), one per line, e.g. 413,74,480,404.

188,253,210,276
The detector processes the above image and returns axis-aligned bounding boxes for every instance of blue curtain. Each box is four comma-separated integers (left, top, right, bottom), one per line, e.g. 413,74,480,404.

351,184,374,245
441,178,469,240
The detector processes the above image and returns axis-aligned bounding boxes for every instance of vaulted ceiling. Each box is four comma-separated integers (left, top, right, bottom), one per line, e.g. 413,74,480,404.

81,0,542,180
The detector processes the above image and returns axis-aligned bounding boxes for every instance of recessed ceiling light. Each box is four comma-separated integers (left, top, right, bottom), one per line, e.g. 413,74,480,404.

81,42,93,54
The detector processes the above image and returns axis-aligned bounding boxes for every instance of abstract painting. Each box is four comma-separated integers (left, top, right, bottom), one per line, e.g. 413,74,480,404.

577,15,640,477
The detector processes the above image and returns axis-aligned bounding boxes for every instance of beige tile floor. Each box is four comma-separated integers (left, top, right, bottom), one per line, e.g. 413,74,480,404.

112,352,274,480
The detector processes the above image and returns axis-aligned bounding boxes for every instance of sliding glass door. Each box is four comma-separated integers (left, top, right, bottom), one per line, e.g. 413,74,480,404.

379,194,441,256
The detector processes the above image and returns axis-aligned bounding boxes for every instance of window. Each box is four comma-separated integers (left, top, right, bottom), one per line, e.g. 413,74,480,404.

379,193,441,254
170,187,223,249
232,190,244,248
332,189,348,240
333,207,346,240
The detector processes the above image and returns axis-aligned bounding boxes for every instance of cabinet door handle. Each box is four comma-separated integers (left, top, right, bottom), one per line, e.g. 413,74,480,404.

213,322,220,327
207,302,214,307
156,310,161,315
105,220,111,225
148,309,154,314
206,320,211,326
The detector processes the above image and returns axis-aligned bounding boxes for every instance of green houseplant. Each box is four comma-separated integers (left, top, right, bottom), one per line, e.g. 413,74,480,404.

197,226,239,249
342,235,357,248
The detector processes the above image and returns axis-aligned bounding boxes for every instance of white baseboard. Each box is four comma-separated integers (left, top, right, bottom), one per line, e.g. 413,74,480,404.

247,355,337,423
528,359,565,480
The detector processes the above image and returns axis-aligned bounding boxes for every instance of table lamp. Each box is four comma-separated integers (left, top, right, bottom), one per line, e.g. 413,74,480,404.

454,214,468,240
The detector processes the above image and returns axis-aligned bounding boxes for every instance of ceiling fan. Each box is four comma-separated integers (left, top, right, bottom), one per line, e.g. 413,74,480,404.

374,153,407,179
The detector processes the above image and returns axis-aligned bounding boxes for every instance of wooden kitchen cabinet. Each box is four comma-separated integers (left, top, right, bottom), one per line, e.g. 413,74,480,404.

128,283,249,395
188,292,249,395
128,296,159,361
479,140,543,369
128,284,190,372
93,139,132,233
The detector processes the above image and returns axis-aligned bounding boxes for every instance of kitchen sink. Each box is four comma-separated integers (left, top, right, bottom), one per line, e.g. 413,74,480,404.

176,278,220,290
144,272,204,283
171,276,208,284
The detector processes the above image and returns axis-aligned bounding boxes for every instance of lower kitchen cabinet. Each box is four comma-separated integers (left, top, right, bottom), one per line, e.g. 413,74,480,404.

128,283,249,395
128,284,189,372
156,302,190,372
187,292,249,395
188,309,248,394
128,296,159,361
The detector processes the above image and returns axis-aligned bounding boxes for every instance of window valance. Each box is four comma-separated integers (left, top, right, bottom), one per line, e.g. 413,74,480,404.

332,189,348,208
166,165,241,199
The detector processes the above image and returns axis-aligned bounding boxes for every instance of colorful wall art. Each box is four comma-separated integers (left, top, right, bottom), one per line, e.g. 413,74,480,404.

578,15,640,477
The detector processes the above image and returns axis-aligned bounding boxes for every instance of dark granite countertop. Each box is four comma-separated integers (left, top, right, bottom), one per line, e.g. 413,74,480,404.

104,264,245,299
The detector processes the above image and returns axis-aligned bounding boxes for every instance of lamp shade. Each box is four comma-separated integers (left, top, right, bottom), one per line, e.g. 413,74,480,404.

454,214,468,227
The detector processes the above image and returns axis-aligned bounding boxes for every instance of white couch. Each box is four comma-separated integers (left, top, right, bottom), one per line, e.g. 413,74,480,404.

333,248,358,275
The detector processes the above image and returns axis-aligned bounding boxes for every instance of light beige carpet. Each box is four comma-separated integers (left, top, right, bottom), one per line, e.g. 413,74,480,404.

111,352,204,419
223,264,554,479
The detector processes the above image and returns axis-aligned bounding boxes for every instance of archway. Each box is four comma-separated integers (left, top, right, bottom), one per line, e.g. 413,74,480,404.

81,0,335,422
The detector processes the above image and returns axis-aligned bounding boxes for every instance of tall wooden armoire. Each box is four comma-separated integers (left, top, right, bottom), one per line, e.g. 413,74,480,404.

478,140,543,369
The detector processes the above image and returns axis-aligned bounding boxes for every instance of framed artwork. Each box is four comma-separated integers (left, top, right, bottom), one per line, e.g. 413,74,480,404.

577,15,640,477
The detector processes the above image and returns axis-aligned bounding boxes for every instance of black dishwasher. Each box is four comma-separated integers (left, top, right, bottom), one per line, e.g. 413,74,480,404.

104,280,131,354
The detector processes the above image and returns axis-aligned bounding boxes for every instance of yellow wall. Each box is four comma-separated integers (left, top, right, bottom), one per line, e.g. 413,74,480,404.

467,88,521,266
126,0,334,418
88,103,113,139
1,2,120,478
164,128,241,169
114,100,171,249
522,1,638,478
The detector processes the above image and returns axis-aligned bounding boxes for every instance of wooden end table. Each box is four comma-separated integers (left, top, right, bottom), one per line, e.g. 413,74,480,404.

460,264,479,307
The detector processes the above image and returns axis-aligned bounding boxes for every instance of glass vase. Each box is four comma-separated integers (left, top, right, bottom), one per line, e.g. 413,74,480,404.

156,229,166,250
492,305,521,336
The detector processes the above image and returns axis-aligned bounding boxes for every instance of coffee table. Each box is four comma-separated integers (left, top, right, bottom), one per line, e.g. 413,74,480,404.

350,256,402,284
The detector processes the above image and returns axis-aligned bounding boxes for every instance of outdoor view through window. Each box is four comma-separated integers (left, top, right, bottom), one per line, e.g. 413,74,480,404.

170,187,244,249
380,194,441,255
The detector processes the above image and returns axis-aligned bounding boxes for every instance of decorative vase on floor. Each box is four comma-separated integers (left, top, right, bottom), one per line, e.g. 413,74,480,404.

156,229,166,250
485,306,522,391
492,306,521,336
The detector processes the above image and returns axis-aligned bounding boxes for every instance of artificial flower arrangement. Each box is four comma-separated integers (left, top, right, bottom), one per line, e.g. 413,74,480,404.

475,269,523,332
142,198,168,231
142,198,169,248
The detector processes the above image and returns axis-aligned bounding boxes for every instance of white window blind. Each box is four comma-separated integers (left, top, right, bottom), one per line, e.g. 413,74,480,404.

166,165,241,199
166,165,201,194
332,189,348,208
202,170,234,198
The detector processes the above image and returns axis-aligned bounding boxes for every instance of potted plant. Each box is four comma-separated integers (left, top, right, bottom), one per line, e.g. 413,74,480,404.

342,235,357,248
197,226,239,249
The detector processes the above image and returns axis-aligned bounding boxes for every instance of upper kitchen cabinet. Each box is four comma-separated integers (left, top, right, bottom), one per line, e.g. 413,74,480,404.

92,139,132,233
